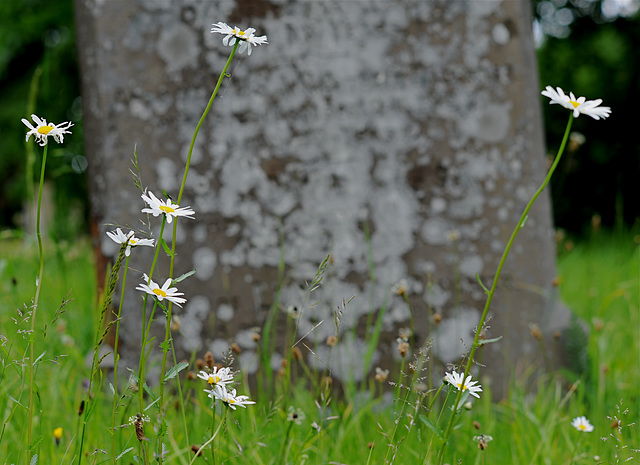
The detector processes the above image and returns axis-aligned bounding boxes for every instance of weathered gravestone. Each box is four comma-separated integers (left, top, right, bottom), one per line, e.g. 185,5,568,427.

75,0,569,395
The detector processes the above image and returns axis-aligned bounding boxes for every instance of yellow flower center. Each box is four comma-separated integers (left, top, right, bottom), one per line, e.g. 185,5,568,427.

228,398,236,404
207,375,220,385
160,205,175,214
38,125,54,135
578,424,587,430
457,383,468,391
130,239,138,245
153,288,167,298
570,100,580,109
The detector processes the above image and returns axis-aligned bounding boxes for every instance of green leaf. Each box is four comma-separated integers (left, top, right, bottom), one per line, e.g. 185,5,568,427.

476,273,490,294
164,361,189,382
33,351,46,365
419,415,444,441
143,382,156,402
126,368,139,382
173,269,196,284
144,396,161,411
453,391,471,411
159,339,172,352
116,447,134,460
477,336,503,346
520,215,528,228
29,434,44,452
161,238,174,258
7,395,27,409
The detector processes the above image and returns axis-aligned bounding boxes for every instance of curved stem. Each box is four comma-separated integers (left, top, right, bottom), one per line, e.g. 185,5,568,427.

177,41,238,205
156,42,239,465
436,114,574,464
27,143,48,462
190,408,227,465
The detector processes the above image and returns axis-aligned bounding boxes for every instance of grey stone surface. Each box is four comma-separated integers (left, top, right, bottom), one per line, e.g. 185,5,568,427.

75,0,568,395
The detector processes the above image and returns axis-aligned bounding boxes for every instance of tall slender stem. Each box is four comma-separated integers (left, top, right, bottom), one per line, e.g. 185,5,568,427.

156,41,240,465
138,217,166,417
189,408,227,465
436,114,574,464
78,241,128,465
177,41,238,205
211,402,217,465
112,254,130,465
27,142,48,462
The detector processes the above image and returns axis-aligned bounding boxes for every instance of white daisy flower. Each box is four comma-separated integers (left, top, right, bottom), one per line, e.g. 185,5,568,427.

22,114,73,146
141,190,195,223
571,416,594,432
211,21,268,56
196,367,234,387
444,371,483,399
136,274,186,307
208,384,255,410
106,228,154,257
541,86,611,120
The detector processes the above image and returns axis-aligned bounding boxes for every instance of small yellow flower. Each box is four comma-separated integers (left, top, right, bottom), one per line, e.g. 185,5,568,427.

53,427,63,445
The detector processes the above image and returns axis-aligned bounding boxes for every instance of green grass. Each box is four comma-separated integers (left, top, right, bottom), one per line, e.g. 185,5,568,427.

0,230,638,464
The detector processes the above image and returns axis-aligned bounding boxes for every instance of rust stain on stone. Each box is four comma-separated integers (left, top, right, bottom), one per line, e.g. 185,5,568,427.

406,163,447,191
260,157,287,182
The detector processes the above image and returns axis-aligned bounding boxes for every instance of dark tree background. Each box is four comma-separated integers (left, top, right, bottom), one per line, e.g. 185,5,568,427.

0,0,86,239
0,0,638,237
533,0,640,234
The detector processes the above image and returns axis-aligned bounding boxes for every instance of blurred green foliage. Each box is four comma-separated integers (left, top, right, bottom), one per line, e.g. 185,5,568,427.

534,0,640,234
0,0,87,238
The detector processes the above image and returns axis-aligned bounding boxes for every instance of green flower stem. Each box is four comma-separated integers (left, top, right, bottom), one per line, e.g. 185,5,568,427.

190,407,227,465
276,420,295,465
170,337,190,453
26,142,48,462
112,253,130,465
176,41,238,205
138,216,166,416
211,402,217,465
78,240,129,465
156,42,240,465
568,435,582,465
383,386,413,463
435,114,574,465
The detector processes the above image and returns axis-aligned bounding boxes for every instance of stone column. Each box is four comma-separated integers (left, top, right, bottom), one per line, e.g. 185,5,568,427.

74,0,568,395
